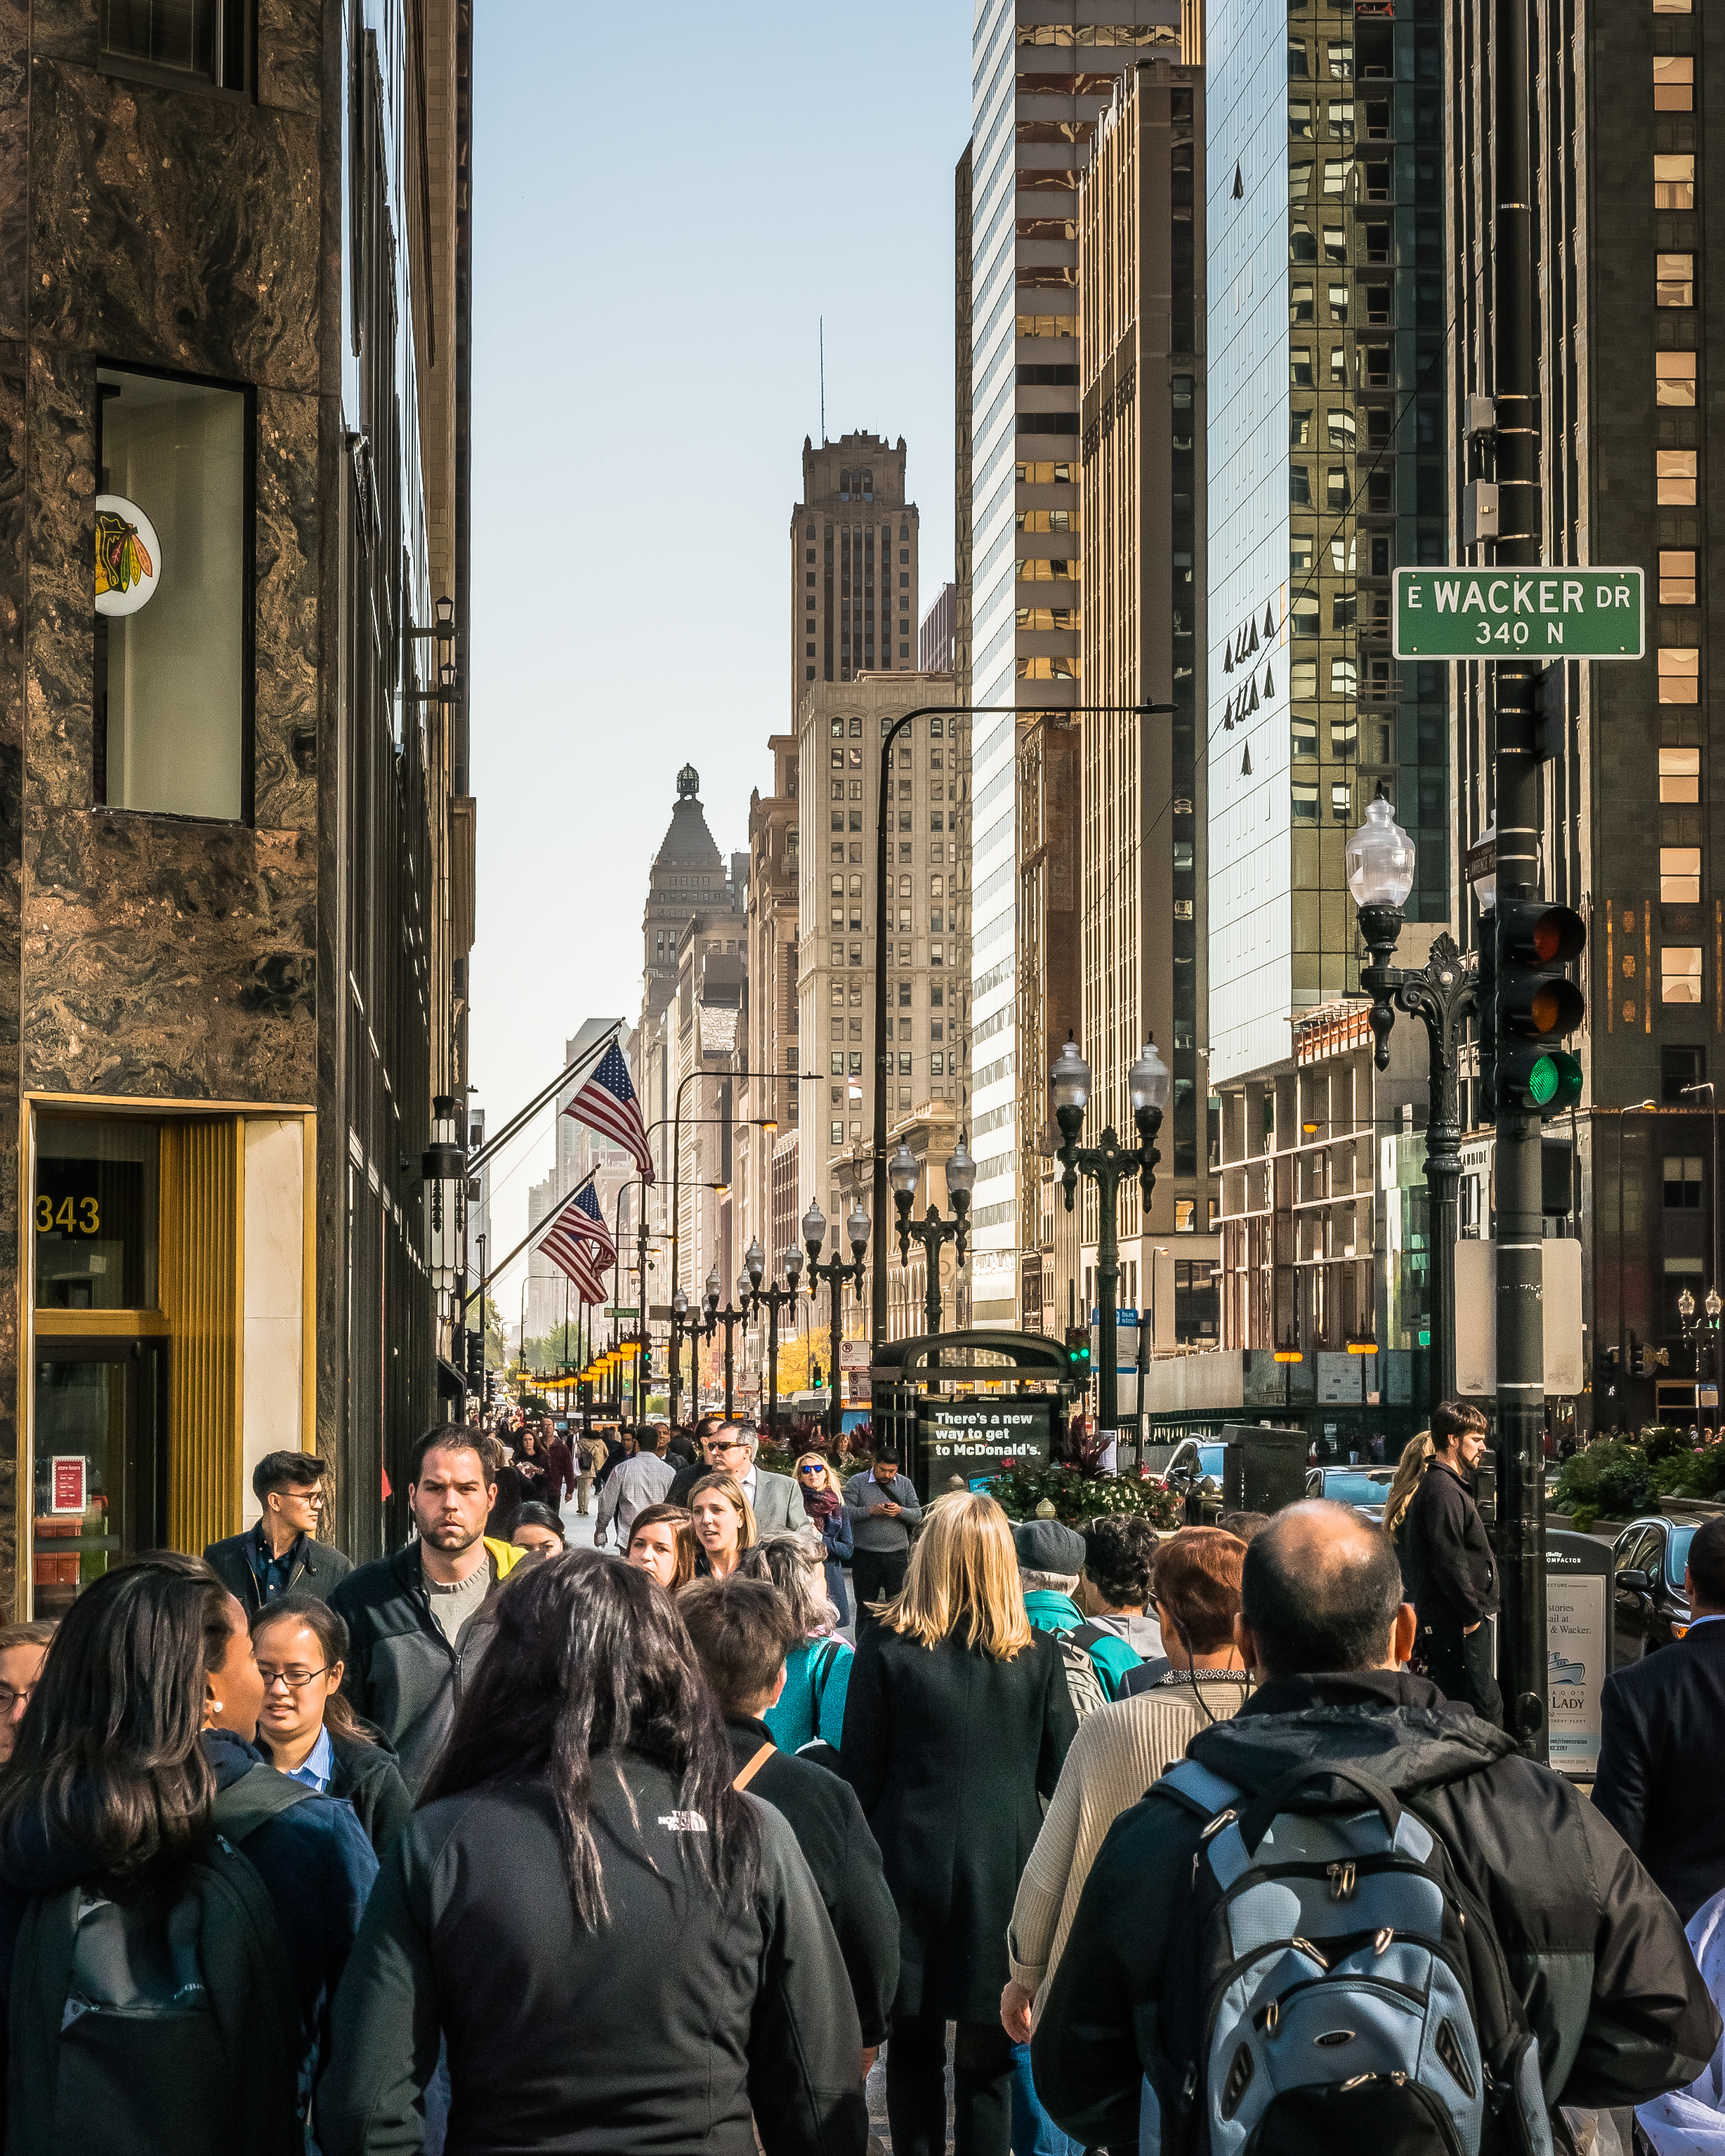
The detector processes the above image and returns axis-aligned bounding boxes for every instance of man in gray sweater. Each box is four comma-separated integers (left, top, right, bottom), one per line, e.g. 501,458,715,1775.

842,1447,923,1628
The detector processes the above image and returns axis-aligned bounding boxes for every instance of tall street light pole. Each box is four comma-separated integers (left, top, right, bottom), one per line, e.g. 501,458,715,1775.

805,1196,870,1445
888,1133,976,1337
1682,1080,1721,1430
1348,786,1473,1407
702,1264,751,1423
744,1237,804,1442
869,697,1172,1355
1050,1037,1169,1448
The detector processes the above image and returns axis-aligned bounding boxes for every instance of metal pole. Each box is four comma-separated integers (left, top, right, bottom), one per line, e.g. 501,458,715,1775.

1097,1166,1120,1442
924,1221,942,1336
766,1290,780,1440
1491,0,1546,1759
829,1268,843,1446
724,1312,735,1421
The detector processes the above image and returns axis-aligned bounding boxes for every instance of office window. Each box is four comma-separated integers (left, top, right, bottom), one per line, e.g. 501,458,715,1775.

830,716,844,737
1175,1199,1195,1233
830,1122,844,1146
1291,223,1317,265
1655,155,1696,209
1658,451,1698,505
100,0,249,90
1323,159,1351,196
1657,353,1698,407
1662,1045,1705,1100
1290,465,1312,505
1291,283,1315,324
1328,102,1355,138
1657,254,1696,308
1290,100,1313,136
1331,782,1352,823
1660,745,1700,803
1327,282,1350,320
1331,657,1358,695
1660,551,1698,605
1323,225,1346,262
1653,0,1692,11
1330,716,1358,757
1662,947,1703,1004
1665,1157,1705,1207
1655,56,1695,109
1290,160,1314,199
898,981,911,1006
1291,347,1313,386
1292,716,1318,758
1327,39,1352,74
1660,648,1700,704
849,780,863,799
1290,659,1318,697
1327,409,1356,448
1292,781,1319,822
95,366,249,821
1661,846,1701,902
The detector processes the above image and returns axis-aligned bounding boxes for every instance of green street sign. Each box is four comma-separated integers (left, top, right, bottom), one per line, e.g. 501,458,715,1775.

1393,566,1644,659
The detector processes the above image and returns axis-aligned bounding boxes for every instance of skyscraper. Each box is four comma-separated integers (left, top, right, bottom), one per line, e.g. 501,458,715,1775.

965,0,1184,1325
791,435,921,708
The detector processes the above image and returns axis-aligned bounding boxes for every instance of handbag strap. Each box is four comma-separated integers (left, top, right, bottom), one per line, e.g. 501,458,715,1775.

733,1742,777,1792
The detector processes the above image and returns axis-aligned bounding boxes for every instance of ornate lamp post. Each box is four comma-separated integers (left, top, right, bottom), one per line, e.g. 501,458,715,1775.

888,1132,976,1336
1347,783,1474,1406
669,1288,690,1425
1678,1284,1724,1429
805,1197,870,1445
701,1263,751,1422
745,1236,804,1442
1051,1037,1170,1449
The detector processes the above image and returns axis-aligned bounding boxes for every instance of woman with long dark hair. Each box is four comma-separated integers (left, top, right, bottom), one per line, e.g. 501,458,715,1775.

319,1549,867,2155
0,1553,376,2153
841,1493,1077,2156
251,1593,412,1854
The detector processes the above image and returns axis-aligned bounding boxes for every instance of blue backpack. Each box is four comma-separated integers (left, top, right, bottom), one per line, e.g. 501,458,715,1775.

1144,1756,1552,2156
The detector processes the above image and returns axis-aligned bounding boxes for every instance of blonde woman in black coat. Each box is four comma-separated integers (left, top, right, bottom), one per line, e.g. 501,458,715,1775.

841,1491,1077,2156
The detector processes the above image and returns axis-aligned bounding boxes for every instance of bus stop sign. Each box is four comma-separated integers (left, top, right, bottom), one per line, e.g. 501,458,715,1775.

1393,567,1644,659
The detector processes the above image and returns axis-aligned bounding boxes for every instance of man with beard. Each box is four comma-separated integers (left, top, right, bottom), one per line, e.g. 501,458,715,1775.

328,1428,528,1793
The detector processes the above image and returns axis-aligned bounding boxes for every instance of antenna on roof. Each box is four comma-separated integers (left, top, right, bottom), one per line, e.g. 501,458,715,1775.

820,317,826,445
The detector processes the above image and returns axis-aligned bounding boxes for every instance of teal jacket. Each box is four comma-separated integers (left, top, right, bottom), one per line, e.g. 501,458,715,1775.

1021,1589,1141,1701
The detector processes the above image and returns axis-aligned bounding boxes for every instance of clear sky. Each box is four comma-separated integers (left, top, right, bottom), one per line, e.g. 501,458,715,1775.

467,1,972,1282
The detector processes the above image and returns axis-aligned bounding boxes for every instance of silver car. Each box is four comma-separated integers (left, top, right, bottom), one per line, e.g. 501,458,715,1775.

1304,1464,1395,1526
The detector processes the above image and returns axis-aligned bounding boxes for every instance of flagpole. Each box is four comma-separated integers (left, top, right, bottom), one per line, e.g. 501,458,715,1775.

467,1023,624,1176
470,1165,600,1301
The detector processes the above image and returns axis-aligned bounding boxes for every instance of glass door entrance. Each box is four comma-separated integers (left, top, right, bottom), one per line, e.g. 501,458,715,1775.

33,1341,167,1617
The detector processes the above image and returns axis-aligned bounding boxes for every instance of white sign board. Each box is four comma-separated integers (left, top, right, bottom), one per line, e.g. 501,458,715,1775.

839,1339,871,1372
1546,1531,1611,1776
1453,1237,1584,1396
1316,1352,1363,1405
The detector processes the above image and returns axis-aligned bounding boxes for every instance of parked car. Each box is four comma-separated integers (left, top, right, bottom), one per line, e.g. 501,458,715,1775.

1610,1514,1698,1666
1304,1465,1395,1525
1139,1439,1229,1523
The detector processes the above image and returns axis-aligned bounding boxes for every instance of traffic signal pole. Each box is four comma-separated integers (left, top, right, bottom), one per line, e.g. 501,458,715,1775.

1491,0,1547,1759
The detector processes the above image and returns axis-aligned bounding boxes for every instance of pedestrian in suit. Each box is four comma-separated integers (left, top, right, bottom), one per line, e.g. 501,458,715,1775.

1596,1516,1725,1921
204,1452,352,1617
667,1424,801,1530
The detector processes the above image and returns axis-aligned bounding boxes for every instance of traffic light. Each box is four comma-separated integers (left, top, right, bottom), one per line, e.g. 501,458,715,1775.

1065,1325,1092,1378
1533,664,1569,761
1475,899,1498,1119
1495,898,1586,1115
464,1326,485,1388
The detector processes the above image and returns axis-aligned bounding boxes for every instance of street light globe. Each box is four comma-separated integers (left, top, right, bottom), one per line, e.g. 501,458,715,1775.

1709,1287,1724,1322
888,1141,920,1200
1346,785,1417,909
802,1199,827,1254
1679,1284,1698,1322
846,1201,871,1254
1050,1035,1091,1113
745,1235,765,1287
704,1266,720,1303
1128,1037,1173,1115
1467,815,1497,912
946,1131,977,1201
782,1245,804,1285
672,1288,688,1317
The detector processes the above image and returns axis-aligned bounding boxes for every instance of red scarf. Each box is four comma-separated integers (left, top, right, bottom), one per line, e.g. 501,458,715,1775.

801,1485,841,1524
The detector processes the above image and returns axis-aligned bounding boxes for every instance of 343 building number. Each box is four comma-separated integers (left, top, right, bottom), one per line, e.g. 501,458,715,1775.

35,1195,100,1236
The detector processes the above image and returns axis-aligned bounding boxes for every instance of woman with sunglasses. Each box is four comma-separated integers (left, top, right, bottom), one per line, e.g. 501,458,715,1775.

794,1452,855,1624
250,1592,412,1855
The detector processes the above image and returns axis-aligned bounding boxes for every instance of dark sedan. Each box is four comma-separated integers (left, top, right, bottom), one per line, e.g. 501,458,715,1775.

1611,1514,1699,1665
1304,1464,1395,1525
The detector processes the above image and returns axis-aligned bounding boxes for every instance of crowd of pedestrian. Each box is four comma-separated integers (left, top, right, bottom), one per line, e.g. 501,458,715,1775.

0,1400,1719,2156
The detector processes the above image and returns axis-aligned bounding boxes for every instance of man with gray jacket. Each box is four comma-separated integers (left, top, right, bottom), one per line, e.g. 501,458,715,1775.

843,1447,922,1627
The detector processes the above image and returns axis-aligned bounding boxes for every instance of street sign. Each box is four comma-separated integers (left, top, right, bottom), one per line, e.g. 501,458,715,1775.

1393,566,1644,659
839,1339,871,1372
1454,1237,1584,1395
1464,836,1495,886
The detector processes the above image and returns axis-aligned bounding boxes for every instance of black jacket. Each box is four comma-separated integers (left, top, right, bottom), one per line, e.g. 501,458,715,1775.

723,1714,900,2045
840,1623,1077,2022
327,1725,415,1856
327,1542,509,1794
203,1528,353,1617
667,1459,708,1508
1031,1669,1719,2152
1402,1456,1499,1626
317,1754,869,2155
1594,1619,1725,1921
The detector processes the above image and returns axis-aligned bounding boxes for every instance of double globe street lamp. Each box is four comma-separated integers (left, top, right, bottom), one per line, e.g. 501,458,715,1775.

744,1237,804,1442
805,1197,870,1445
702,1266,751,1423
1050,1034,1170,1452
1346,784,1474,1405
888,1131,976,1337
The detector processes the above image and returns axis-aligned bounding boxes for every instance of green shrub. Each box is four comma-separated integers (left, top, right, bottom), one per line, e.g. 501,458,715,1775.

1553,1440,1655,1525
1639,1424,1688,1468
989,1463,1181,1530
1655,1434,1725,1504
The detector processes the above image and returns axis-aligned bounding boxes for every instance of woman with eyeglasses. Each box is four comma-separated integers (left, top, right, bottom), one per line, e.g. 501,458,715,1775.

794,1452,855,1624
0,1621,55,1770
250,1592,412,1854
690,1473,757,1581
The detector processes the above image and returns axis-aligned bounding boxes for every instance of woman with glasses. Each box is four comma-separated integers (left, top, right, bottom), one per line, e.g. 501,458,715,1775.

0,1621,55,1770
794,1452,855,1624
250,1592,412,1854
690,1473,757,1581
626,1504,700,1590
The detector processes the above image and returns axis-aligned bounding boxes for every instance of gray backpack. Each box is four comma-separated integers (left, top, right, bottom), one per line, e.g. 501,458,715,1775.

1148,1756,1551,2156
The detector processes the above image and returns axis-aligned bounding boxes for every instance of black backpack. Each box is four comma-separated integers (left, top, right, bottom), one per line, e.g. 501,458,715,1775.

6,1765,314,2156
1150,1756,1550,2156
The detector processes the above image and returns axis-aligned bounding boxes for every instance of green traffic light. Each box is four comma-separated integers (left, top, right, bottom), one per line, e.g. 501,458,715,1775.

1528,1056,1559,1106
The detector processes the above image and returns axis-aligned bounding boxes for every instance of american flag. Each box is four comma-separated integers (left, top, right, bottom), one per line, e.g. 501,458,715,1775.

534,1181,613,1303
563,1039,654,1181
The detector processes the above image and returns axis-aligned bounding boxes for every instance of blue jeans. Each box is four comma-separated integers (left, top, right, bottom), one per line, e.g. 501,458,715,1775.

1009,2042,1084,2156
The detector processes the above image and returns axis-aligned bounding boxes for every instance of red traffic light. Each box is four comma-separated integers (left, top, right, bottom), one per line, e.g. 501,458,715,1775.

1501,901,1585,969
